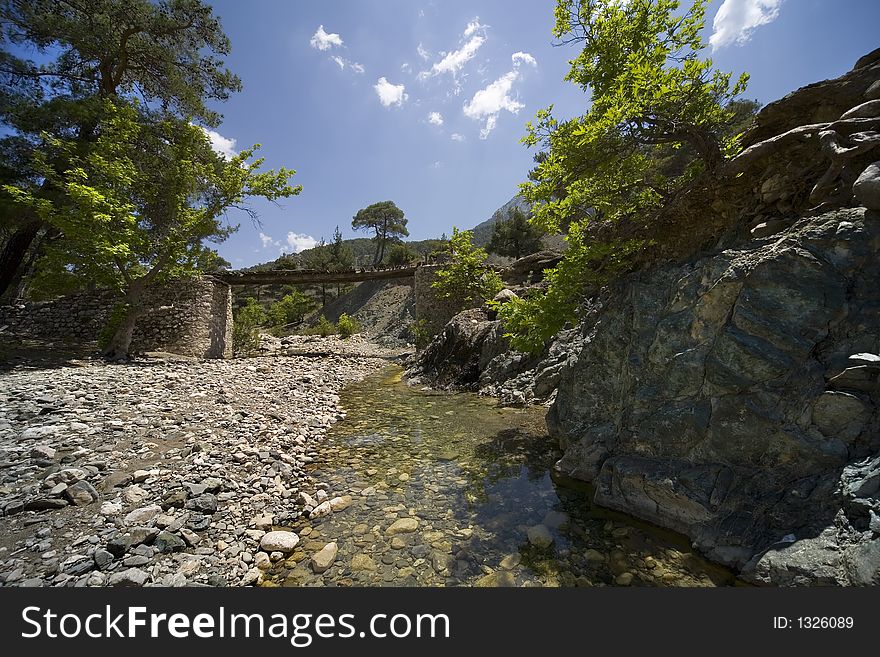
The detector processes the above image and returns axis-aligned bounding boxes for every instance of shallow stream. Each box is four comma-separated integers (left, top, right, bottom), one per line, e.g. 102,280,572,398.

272,365,736,587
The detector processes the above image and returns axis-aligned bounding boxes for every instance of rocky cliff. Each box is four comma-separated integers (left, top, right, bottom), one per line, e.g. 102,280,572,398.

410,51,880,585
549,207,879,585
546,50,880,585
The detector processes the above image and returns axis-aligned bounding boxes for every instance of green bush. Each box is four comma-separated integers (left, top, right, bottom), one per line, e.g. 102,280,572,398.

337,313,360,338
432,227,503,310
302,315,337,337
408,319,432,350
267,290,314,331
316,315,336,337
233,297,266,355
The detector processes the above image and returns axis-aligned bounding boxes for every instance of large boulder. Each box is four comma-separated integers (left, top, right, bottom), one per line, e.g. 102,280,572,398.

406,309,497,390
549,208,880,584
501,250,564,286
853,161,880,211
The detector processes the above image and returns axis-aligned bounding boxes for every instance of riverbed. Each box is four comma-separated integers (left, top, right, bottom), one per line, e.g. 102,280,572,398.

271,365,736,587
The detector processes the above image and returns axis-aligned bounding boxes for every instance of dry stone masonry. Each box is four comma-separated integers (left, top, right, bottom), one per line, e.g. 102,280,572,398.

0,276,232,359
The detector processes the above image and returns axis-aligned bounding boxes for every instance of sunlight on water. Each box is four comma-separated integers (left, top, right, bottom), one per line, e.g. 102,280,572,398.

269,365,736,587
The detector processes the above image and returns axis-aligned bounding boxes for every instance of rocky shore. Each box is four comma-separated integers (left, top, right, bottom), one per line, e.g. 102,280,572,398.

0,346,385,587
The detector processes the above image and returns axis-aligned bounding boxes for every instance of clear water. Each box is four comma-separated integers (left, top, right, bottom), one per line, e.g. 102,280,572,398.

269,366,736,587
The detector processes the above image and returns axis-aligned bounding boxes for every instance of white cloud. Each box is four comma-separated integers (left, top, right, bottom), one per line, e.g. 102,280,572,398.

710,0,782,50
286,232,318,253
374,77,408,107
463,70,523,139
310,25,343,51
259,232,279,249
331,56,365,73
417,43,430,61
418,19,488,88
512,51,537,68
419,35,485,82
427,111,444,126
461,51,537,139
401,62,412,73
463,18,487,38
431,161,442,169
204,128,238,160
450,132,465,142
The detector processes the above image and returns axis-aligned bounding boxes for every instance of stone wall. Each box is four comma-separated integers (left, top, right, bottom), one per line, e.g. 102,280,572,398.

0,276,232,358
413,265,470,338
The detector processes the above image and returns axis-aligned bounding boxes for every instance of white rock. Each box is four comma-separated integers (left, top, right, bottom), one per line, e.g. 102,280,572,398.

123,504,162,526
259,530,300,553
240,568,261,586
329,495,353,511
309,501,332,519
100,502,122,516
310,542,338,573
251,514,273,531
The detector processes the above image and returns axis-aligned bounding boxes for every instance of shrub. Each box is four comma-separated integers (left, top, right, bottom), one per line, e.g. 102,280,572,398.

337,313,360,338
432,227,503,311
408,319,432,350
267,290,314,331
300,315,337,337
233,297,266,355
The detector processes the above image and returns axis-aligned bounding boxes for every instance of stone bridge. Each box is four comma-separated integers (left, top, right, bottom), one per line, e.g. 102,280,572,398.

213,264,420,287
0,264,456,359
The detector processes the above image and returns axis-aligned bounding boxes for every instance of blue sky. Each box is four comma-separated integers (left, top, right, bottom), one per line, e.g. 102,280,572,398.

200,0,880,267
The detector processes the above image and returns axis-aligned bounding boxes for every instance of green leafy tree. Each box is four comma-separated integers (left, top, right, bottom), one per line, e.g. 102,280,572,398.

233,297,266,355
486,206,546,259
328,225,354,296
3,99,301,358
386,242,418,267
432,227,503,311
302,236,334,306
351,200,409,265
0,0,241,297
268,290,314,330
328,225,354,270
501,0,751,353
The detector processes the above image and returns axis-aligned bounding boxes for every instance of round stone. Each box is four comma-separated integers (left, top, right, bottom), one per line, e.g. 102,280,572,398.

260,530,300,553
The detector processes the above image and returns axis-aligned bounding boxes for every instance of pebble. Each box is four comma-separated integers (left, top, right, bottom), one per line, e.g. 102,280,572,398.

385,517,419,535
260,531,300,553
0,349,383,587
500,554,522,570
310,542,338,573
350,554,377,571
124,505,162,526
108,568,150,587
526,524,554,549
475,571,516,587
615,572,634,586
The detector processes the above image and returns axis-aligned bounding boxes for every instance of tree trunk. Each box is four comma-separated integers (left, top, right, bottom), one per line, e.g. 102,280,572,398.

373,234,382,266
0,218,42,299
102,284,144,360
